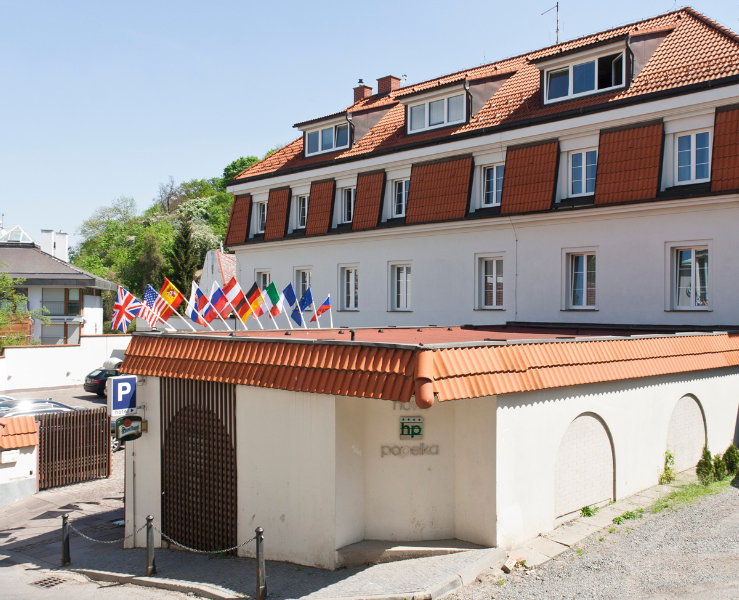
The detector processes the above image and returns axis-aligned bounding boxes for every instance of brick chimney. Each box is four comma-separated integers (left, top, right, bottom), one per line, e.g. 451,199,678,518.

377,75,401,95
353,79,373,103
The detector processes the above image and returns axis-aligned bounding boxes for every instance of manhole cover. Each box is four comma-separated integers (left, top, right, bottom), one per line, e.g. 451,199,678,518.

31,576,66,588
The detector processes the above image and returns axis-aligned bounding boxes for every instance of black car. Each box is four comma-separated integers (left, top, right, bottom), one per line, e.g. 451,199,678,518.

84,368,120,397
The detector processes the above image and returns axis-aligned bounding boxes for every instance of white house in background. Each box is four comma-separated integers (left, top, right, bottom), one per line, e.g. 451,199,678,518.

198,247,236,294
0,225,116,344
224,7,739,331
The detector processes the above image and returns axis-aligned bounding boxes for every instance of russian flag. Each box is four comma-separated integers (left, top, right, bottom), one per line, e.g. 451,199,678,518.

310,295,331,322
210,282,230,318
195,285,217,323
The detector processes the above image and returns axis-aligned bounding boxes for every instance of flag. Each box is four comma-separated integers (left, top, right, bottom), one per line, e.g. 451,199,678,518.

311,295,331,322
186,282,207,326
290,306,303,327
262,282,282,317
223,277,249,322
245,283,265,318
111,286,142,333
157,277,184,319
283,282,298,308
210,282,230,318
298,287,313,312
139,285,162,327
195,285,217,323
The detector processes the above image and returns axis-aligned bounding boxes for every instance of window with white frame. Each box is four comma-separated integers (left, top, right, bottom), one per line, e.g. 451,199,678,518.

255,202,267,233
305,123,350,157
295,195,309,229
393,179,410,217
341,187,355,224
567,252,596,308
544,50,624,103
408,93,465,133
675,131,711,185
390,264,412,311
256,271,271,290
340,266,359,310
482,164,505,207
673,246,709,309
478,257,503,308
295,268,311,299
569,149,597,196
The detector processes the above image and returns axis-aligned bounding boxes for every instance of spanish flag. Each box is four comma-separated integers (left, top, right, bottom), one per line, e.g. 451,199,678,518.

157,277,185,319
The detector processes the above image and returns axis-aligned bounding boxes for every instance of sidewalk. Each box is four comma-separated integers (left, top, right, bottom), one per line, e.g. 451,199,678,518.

0,455,696,600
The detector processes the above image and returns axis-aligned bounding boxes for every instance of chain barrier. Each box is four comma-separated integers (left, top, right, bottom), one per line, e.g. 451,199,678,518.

68,522,147,545
152,524,257,555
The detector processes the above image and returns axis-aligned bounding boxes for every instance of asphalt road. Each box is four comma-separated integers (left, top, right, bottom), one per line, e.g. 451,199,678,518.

9,384,108,411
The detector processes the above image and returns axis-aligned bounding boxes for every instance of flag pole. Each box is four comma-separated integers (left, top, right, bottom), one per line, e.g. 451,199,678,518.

155,290,195,331
261,289,280,329
224,297,249,330
328,295,334,329
205,297,233,331
310,298,321,329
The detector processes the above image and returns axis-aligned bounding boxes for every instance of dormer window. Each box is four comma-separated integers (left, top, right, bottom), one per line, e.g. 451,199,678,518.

305,123,350,157
542,44,625,104
405,93,466,133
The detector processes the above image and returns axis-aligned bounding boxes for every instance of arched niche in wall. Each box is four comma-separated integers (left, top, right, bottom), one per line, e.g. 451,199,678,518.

666,394,706,473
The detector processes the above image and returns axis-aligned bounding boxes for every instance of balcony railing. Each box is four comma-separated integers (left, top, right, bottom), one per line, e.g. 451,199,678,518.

42,301,80,316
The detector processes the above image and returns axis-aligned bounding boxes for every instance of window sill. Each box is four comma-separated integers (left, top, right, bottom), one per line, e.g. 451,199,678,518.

665,307,712,312
337,309,359,312
561,307,598,311
388,309,413,313
474,307,505,311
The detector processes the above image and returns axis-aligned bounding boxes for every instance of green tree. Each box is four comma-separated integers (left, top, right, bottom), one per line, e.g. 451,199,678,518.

169,219,199,296
222,156,259,183
0,271,48,351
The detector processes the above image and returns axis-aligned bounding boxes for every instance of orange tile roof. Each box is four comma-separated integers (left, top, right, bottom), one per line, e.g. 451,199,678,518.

305,180,336,236
121,329,739,407
224,195,251,246
352,171,385,231
215,251,236,283
264,188,290,240
594,121,664,205
234,8,739,183
500,141,559,214
406,156,473,224
711,106,739,192
0,416,39,449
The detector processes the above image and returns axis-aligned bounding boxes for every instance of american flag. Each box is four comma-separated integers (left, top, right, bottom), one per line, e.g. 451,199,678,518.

111,286,142,333
140,285,163,328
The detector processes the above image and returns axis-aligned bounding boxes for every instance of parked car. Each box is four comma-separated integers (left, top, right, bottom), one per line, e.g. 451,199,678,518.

84,368,120,397
0,398,74,417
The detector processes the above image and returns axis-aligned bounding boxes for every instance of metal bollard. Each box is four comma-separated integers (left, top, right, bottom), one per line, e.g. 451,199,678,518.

61,514,70,566
255,527,267,600
145,515,156,576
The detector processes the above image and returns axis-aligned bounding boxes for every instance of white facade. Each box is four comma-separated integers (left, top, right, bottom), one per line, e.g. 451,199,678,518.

124,367,739,568
228,86,739,329
0,446,37,508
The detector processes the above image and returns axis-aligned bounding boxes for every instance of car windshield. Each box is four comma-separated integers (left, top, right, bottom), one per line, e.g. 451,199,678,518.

88,369,104,378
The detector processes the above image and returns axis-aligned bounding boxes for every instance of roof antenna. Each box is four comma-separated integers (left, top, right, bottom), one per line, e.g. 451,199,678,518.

542,2,560,45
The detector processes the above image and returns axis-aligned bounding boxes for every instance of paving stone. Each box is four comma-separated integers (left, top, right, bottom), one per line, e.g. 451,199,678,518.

545,521,600,547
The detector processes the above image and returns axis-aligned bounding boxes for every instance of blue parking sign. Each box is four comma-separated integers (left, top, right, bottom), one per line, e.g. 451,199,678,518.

110,375,137,417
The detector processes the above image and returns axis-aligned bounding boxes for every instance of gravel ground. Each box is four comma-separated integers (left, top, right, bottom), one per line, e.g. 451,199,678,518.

449,481,739,600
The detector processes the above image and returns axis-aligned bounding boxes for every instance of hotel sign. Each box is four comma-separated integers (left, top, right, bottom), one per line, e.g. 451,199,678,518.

400,416,423,440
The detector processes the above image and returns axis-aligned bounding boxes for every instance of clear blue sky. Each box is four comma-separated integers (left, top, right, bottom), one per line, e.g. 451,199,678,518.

1,1,736,248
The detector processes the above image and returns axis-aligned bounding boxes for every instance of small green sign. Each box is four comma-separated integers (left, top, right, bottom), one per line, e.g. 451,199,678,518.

400,416,423,439
115,415,143,442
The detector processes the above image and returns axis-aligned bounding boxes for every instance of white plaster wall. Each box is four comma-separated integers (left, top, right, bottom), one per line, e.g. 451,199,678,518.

363,398,456,540
27,287,42,341
495,368,739,549
124,376,161,548
1,335,130,391
82,294,103,336
334,395,365,549
236,386,337,569
0,446,36,484
233,199,739,329
454,396,497,546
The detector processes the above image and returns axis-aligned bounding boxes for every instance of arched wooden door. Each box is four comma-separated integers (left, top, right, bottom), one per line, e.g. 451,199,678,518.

160,378,237,552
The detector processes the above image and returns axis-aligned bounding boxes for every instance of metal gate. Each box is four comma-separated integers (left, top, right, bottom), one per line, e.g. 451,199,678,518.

37,407,110,490
160,378,237,553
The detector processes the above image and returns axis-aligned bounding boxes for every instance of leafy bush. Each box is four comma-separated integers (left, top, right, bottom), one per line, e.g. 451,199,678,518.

724,444,739,475
696,446,714,486
581,505,599,517
659,449,676,484
713,453,728,481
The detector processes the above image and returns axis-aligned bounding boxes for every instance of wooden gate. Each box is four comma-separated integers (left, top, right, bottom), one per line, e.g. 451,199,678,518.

160,378,237,553
37,407,111,490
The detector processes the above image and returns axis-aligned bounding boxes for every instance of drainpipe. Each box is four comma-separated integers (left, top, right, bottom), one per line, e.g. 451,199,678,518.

414,349,435,409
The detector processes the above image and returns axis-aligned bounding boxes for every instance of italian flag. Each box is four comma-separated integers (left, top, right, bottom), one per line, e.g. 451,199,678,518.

262,282,283,317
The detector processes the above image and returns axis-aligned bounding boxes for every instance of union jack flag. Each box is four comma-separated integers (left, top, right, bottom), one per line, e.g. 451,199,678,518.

111,286,142,333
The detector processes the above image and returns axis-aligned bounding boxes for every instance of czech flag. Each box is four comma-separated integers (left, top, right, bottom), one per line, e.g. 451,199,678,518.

310,295,331,322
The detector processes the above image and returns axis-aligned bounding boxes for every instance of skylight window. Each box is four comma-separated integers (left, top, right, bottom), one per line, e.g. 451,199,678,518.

305,123,350,157
544,50,625,103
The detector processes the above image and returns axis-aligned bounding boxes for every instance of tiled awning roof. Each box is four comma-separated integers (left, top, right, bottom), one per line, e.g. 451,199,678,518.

121,329,739,407
0,417,39,449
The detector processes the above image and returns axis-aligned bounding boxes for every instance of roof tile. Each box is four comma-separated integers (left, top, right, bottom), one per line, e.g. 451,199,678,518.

711,106,739,192
352,172,386,231
406,156,473,224
264,188,291,240
0,416,39,449
500,141,559,214
224,195,251,247
305,180,336,236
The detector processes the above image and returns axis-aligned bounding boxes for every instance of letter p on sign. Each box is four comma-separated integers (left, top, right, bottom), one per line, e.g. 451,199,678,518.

109,375,137,417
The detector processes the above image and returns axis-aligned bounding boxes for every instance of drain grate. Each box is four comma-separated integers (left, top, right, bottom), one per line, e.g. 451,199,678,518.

31,576,66,589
